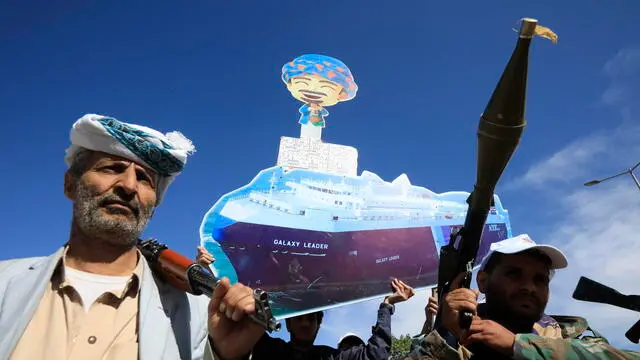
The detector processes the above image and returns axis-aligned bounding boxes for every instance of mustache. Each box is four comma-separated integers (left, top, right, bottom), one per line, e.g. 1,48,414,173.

511,292,542,307
98,193,140,217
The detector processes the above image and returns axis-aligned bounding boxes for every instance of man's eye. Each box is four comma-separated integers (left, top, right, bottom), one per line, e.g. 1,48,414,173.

100,165,120,173
535,276,550,285
136,171,155,187
505,270,520,277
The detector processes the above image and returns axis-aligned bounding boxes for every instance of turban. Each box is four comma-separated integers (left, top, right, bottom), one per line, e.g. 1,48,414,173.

64,113,196,204
281,54,358,101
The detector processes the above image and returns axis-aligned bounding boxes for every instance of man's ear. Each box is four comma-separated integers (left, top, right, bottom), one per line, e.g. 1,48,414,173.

476,271,488,293
64,171,76,200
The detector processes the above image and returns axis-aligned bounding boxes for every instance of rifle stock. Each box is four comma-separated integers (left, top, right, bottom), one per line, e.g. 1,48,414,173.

138,238,281,332
572,276,640,343
433,18,557,331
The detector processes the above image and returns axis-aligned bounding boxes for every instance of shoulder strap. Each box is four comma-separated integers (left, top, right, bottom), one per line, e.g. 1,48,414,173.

549,314,610,344
580,326,611,345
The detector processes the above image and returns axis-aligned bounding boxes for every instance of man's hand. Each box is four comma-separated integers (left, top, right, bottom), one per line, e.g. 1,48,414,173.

440,272,479,340
384,278,416,305
426,295,438,318
197,246,215,266
208,278,264,360
461,318,516,356
420,291,439,335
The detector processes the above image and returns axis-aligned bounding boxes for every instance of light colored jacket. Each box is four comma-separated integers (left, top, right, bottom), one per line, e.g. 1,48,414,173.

0,247,216,360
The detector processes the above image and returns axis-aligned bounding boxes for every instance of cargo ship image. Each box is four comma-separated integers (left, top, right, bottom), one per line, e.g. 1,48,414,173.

200,141,512,316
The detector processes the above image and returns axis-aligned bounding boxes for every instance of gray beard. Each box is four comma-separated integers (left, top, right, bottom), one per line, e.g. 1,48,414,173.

73,180,154,247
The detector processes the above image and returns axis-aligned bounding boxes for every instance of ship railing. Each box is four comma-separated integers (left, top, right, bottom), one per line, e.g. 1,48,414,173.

328,211,502,224
329,213,472,222
226,193,250,201
247,194,301,215
255,201,294,214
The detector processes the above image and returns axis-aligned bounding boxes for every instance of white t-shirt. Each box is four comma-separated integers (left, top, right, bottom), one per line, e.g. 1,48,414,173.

64,266,131,312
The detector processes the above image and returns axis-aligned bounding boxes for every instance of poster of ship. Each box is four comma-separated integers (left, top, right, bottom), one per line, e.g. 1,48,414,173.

199,53,513,320
200,164,512,319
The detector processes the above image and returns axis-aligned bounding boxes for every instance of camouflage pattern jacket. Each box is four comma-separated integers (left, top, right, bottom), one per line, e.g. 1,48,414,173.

406,312,640,360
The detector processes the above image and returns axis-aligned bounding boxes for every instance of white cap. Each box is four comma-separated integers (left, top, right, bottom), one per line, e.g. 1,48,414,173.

338,332,364,345
478,234,568,271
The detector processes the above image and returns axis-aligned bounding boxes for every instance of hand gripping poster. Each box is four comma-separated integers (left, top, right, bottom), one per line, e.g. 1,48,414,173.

200,54,512,320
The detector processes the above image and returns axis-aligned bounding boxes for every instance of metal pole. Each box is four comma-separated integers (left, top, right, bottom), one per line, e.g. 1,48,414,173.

584,170,630,187
584,161,640,191
630,170,640,191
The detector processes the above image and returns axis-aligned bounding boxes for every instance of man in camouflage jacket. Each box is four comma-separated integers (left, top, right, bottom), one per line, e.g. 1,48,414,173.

406,234,640,360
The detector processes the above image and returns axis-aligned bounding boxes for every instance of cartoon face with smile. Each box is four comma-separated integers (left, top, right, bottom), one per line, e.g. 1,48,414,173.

286,74,344,107
282,54,358,128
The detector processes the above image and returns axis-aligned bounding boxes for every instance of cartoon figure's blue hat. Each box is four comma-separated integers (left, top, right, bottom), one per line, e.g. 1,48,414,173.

282,54,358,101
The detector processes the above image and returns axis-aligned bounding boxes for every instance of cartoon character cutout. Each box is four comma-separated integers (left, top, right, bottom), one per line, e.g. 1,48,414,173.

282,54,358,128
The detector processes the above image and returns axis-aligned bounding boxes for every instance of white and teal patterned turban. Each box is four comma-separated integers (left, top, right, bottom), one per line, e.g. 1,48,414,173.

64,114,196,204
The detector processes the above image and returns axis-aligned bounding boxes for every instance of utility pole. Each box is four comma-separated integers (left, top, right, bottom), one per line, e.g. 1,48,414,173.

584,161,640,191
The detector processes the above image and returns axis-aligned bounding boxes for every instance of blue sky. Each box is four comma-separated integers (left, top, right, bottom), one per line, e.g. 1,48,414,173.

2,0,640,353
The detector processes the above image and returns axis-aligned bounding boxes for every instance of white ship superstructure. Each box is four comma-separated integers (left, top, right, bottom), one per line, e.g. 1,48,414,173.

218,169,500,234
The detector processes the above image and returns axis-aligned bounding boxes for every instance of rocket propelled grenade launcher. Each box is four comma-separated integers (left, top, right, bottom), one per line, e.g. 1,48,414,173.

138,239,281,333
434,18,557,331
572,276,640,343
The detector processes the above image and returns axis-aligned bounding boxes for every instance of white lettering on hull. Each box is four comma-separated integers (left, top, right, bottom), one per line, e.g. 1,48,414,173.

304,242,328,250
273,239,328,250
273,239,300,247
375,255,400,264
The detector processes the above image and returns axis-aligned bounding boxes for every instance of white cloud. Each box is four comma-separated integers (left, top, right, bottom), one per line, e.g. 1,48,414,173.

321,298,383,342
603,48,640,81
505,133,610,189
600,48,640,115
504,124,640,191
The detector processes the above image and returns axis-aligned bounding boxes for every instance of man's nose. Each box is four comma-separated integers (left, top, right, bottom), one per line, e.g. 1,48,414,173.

300,316,314,326
115,167,138,196
519,279,537,293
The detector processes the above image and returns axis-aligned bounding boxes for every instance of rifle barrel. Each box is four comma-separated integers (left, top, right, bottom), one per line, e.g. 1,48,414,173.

573,276,640,344
573,276,640,312
138,239,281,332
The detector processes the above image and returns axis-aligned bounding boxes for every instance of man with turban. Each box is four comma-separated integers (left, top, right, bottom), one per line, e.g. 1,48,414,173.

0,114,255,360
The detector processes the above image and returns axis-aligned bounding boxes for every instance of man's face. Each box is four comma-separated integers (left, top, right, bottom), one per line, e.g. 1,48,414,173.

66,151,158,247
480,253,551,323
287,313,320,344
